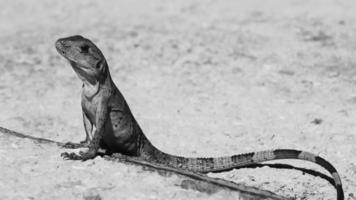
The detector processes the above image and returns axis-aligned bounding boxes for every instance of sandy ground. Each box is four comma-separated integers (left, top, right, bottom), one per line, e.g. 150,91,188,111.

0,0,355,199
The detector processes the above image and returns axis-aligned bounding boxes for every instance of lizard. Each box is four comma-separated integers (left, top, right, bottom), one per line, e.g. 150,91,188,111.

55,35,344,200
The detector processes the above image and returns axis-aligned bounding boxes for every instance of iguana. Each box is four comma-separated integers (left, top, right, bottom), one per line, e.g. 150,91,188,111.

55,35,344,200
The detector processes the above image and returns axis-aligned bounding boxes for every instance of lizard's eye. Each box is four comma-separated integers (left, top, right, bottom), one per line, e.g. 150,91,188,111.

79,45,90,53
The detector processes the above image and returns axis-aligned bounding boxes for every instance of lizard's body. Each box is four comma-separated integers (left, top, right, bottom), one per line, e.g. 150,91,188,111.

56,35,344,199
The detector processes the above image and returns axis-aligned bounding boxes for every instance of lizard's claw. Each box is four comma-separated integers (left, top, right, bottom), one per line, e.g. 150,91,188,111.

61,152,83,160
61,150,97,161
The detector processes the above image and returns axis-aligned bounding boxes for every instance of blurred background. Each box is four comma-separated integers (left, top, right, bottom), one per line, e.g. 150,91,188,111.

0,0,355,199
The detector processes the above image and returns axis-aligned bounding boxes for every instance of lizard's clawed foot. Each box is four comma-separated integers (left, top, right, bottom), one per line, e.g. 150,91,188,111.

61,152,83,160
61,150,97,161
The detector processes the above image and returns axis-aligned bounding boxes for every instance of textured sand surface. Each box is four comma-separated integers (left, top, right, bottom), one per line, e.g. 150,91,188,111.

0,0,355,199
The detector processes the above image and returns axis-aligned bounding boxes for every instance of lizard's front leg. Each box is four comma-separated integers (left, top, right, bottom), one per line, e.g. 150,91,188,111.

80,111,93,145
61,112,93,149
62,102,108,161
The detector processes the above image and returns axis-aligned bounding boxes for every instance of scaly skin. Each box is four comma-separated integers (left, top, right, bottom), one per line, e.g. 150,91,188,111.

55,35,344,200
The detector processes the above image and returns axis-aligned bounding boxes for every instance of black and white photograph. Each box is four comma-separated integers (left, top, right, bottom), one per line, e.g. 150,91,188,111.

0,0,354,199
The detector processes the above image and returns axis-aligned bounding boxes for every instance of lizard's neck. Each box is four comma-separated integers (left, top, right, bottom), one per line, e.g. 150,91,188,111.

82,70,113,98
82,81,100,98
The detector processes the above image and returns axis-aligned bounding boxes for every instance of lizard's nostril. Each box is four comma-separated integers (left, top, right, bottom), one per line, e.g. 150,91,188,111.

56,40,65,46
56,40,67,50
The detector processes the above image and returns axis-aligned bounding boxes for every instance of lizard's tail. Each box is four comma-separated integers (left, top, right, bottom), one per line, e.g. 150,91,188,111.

142,144,343,200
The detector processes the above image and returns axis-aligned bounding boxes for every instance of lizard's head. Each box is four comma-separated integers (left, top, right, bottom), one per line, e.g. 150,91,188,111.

55,35,108,84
